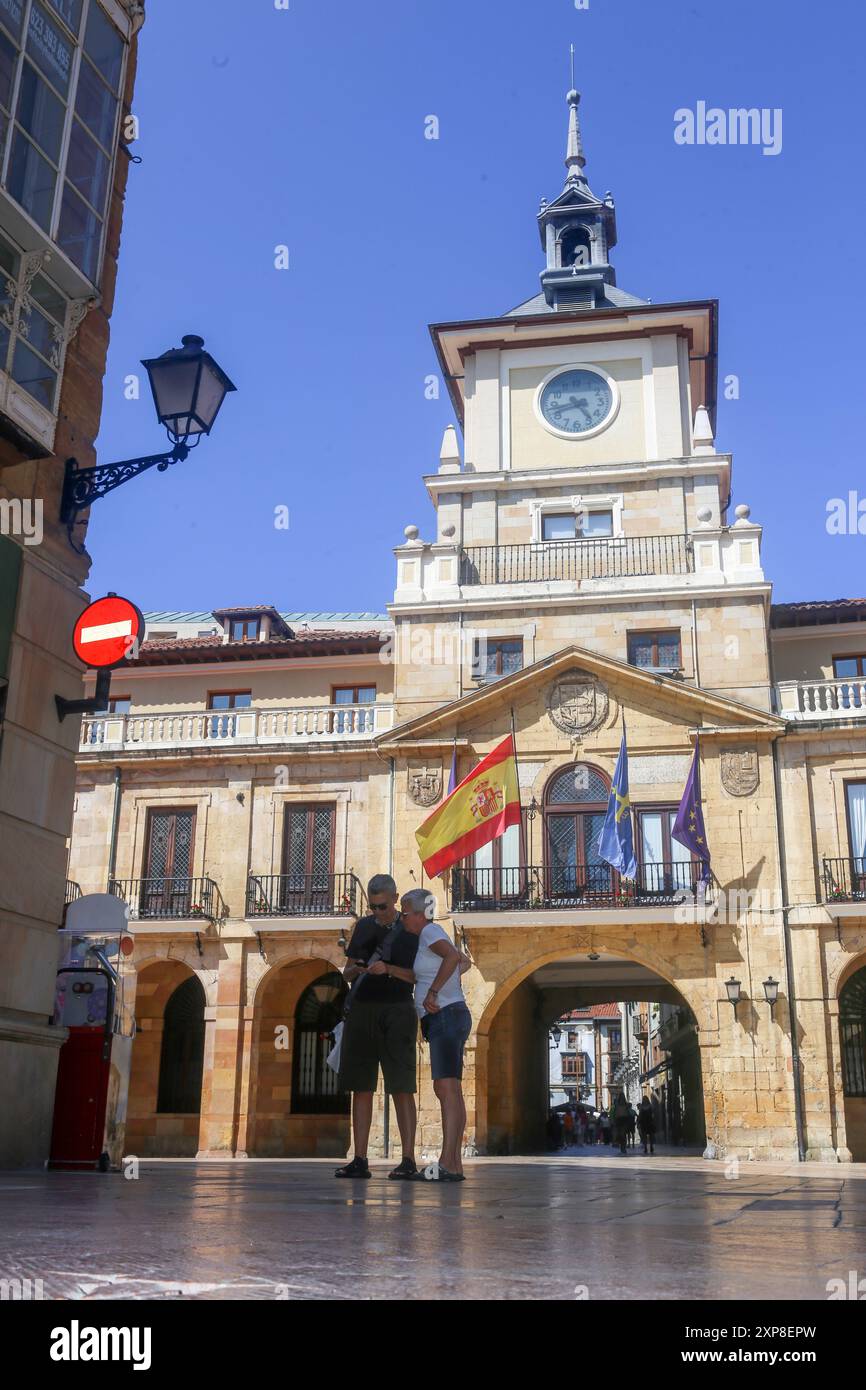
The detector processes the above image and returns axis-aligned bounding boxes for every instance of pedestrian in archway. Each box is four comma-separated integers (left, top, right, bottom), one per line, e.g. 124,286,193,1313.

547,1110,563,1151
638,1095,656,1155
562,1107,575,1148
612,1092,630,1155
626,1101,637,1149
600,1109,612,1145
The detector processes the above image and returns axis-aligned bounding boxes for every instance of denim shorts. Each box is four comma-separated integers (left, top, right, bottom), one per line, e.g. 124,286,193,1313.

422,1001,472,1081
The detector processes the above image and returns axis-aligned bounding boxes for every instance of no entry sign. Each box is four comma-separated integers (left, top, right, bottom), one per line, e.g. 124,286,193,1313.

72,594,144,670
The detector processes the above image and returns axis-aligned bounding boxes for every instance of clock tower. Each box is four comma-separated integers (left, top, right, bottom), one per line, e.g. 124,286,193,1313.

392,83,769,721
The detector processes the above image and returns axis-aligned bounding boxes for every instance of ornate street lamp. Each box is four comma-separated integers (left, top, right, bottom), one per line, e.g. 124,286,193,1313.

550,1024,562,1048
61,334,236,548
763,976,779,1020
724,976,743,1013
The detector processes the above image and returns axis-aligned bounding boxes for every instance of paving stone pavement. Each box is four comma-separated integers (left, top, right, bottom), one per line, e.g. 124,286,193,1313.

2,1153,866,1301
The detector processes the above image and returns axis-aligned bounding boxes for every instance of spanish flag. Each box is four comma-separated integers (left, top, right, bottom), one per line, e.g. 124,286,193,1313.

416,734,521,878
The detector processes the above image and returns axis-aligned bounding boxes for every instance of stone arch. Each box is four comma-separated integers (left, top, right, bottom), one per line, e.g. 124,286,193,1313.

837,953,866,1161
247,954,351,1157
472,939,707,1156
126,958,204,1157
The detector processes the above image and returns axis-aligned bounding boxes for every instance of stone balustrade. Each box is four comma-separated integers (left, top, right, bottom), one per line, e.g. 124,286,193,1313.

80,703,395,751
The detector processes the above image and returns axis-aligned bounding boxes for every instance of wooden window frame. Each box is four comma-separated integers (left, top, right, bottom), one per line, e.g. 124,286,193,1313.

330,684,376,704
229,617,260,642
280,802,336,879
471,637,524,682
542,762,611,898
833,655,866,678
206,689,252,710
627,629,682,670
142,805,197,880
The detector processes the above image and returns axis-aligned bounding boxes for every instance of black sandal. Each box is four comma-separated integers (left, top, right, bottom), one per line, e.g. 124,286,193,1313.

388,1157,418,1180
334,1157,371,1179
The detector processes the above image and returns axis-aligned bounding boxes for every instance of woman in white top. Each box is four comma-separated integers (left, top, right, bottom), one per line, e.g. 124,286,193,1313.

400,889,472,1181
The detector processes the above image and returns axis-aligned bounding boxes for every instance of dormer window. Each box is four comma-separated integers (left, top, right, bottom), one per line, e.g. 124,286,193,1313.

230,617,259,642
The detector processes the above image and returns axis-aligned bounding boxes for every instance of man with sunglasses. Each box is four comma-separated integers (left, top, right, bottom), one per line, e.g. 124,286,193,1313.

335,874,420,1180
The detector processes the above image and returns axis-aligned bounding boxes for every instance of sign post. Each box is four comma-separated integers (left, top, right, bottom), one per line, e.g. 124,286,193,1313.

56,592,144,723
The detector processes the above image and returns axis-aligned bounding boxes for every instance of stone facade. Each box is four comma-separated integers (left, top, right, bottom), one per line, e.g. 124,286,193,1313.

61,89,866,1169
0,1,144,1166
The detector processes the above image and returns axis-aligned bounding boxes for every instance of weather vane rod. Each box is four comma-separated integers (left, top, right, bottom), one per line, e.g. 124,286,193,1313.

570,42,575,90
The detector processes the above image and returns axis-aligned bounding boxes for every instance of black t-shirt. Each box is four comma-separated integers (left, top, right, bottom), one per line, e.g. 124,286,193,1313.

346,914,418,1004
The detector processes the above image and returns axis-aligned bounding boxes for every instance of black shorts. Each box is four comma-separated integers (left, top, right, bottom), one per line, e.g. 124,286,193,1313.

422,1001,472,1081
338,1000,417,1094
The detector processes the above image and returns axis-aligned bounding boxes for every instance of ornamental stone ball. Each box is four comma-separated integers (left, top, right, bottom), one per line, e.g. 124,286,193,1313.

735,504,751,522
404,524,420,542
696,507,713,527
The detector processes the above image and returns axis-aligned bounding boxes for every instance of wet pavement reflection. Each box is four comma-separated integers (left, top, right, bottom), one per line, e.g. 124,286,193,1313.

2,1154,865,1300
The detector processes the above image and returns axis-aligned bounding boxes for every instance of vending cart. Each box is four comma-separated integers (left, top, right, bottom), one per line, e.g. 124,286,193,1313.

49,894,135,1171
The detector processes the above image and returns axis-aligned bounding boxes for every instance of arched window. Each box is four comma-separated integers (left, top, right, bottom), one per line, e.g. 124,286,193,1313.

543,763,612,902
157,975,205,1114
840,968,866,1098
292,972,350,1115
560,227,592,268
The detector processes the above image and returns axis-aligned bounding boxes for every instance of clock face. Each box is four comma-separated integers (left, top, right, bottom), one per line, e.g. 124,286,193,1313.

539,368,614,436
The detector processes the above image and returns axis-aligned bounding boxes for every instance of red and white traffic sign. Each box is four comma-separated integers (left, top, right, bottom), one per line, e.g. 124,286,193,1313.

72,594,144,670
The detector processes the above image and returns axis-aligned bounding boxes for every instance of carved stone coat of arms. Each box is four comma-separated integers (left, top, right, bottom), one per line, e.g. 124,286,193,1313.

547,672,609,737
720,748,759,797
409,766,442,807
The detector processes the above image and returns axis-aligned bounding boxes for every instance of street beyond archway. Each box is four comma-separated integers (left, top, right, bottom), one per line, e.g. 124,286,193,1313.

3,1155,865,1301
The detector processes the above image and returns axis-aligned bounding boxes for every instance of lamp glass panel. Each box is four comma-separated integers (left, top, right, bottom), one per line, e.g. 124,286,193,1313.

146,357,200,424
191,358,228,431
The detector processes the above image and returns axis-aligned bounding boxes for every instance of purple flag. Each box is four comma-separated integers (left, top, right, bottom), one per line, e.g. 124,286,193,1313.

447,741,458,796
672,736,711,882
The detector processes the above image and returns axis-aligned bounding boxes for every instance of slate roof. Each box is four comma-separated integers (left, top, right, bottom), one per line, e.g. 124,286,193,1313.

504,284,648,317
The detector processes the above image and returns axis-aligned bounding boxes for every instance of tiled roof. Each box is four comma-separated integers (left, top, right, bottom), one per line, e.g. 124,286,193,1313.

771,599,866,629
564,1003,621,1020
135,629,386,666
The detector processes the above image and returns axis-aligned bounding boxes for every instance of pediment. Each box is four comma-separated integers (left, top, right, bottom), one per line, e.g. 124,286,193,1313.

378,643,783,749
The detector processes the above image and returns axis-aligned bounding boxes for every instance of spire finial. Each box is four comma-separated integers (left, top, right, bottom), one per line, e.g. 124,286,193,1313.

564,50,587,186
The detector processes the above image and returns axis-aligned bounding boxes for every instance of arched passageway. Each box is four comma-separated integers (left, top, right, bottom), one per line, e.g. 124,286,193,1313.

477,949,706,1156
248,958,349,1157
839,961,866,1160
127,961,205,1157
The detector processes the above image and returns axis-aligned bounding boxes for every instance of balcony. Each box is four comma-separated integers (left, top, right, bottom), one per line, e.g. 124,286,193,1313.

450,861,705,912
65,880,82,906
247,872,365,919
822,858,866,905
109,877,227,922
777,679,866,722
458,534,692,587
80,703,395,752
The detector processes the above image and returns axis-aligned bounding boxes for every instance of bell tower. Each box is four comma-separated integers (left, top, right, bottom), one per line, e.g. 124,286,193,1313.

538,88,618,311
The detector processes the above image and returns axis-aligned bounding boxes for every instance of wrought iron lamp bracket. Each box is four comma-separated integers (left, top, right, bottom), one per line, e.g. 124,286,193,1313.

61,440,194,550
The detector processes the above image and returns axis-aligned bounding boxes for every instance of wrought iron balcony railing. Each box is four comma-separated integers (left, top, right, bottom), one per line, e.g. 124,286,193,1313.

65,880,82,905
450,861,705,912
109,876,226,921
458,534,692,587
822,857,866,904
246,872,365,919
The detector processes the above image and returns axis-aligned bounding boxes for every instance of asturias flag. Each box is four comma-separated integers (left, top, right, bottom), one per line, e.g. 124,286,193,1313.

597,730,637,880
672,736,711,882
416,734,520,878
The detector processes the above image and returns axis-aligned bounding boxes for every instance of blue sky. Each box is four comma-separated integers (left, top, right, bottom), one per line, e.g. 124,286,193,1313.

86,0,866,612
